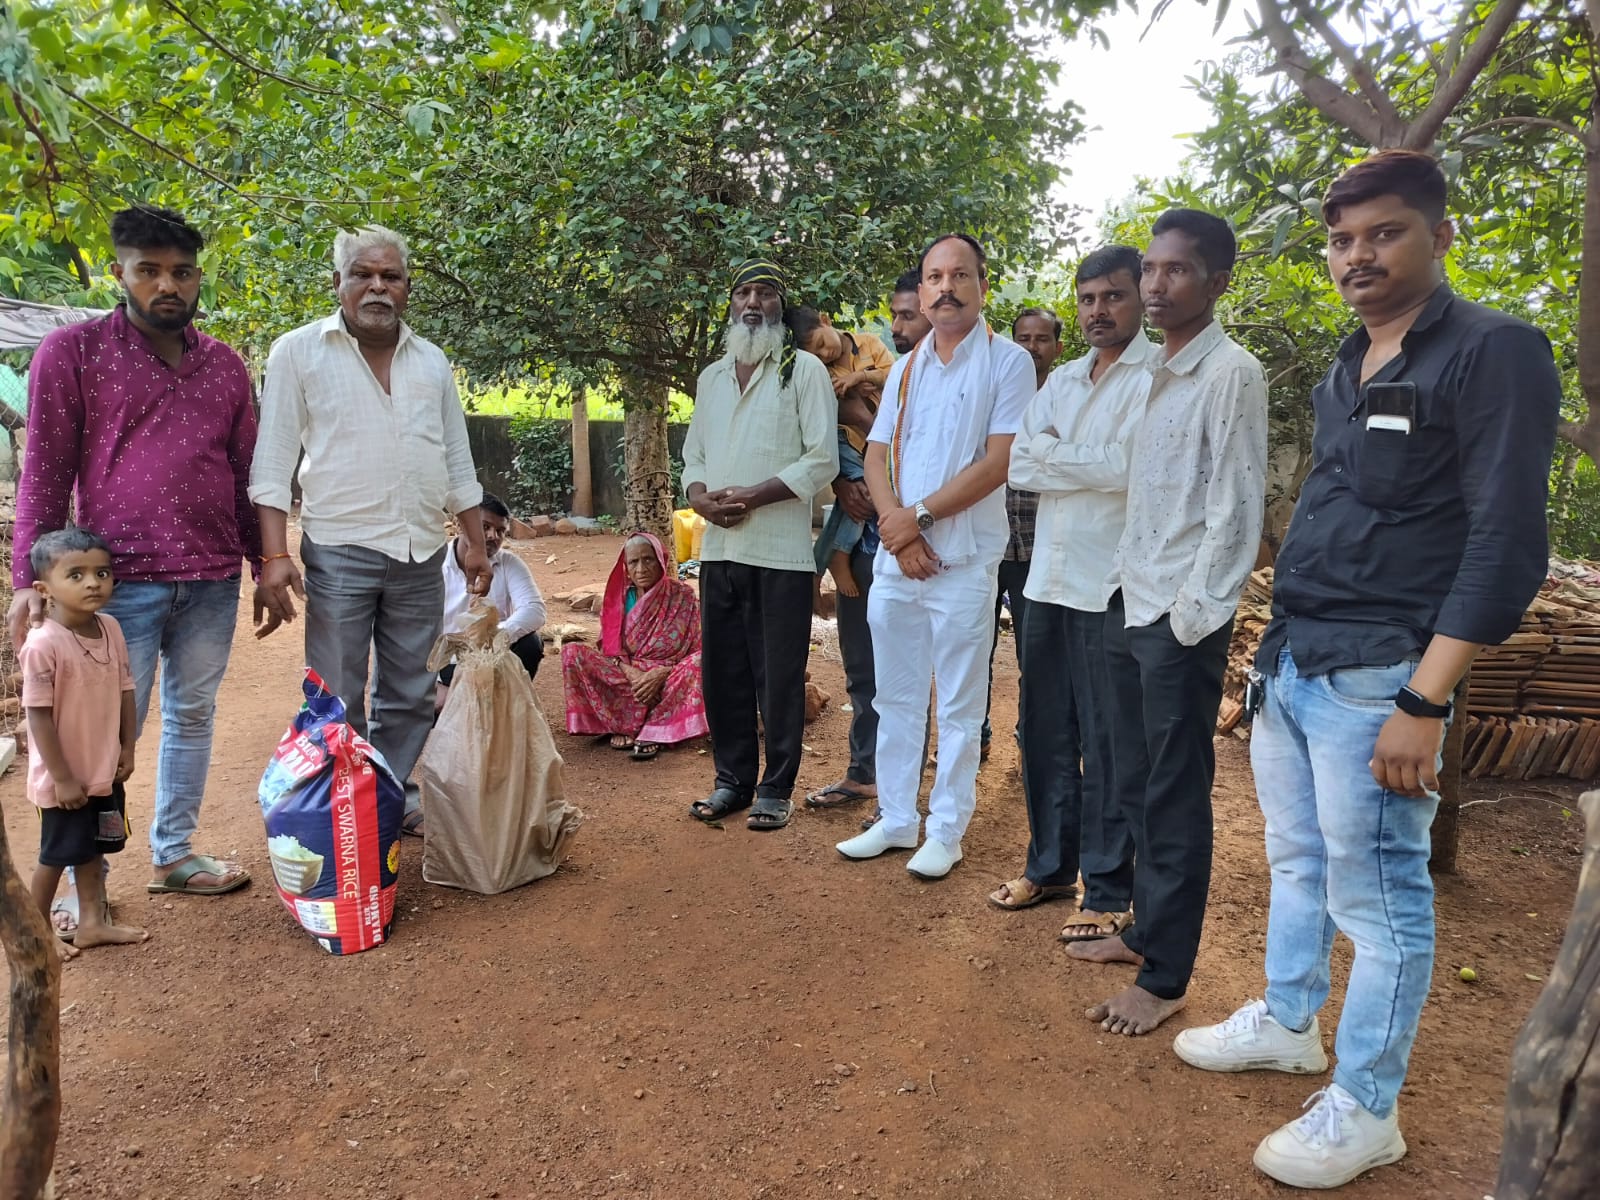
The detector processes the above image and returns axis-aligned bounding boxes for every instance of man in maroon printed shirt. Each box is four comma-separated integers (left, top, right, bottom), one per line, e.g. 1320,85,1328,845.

9,206,257,929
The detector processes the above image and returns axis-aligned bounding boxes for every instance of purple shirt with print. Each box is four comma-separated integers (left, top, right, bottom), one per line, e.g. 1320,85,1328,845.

13,304,262,588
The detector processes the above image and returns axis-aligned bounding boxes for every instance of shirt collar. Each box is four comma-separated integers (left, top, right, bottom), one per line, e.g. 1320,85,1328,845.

1159,319,1227,377
110,302,200,354
928,319,988,368
1062,329,1157,381
1335,283,1456,368
320,309,414,348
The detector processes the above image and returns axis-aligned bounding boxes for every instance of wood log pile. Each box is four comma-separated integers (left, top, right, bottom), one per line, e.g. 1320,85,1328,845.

1218,561,1600,783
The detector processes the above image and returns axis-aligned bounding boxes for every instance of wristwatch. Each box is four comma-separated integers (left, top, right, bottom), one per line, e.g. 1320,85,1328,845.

1394,685,1452,719
914,501,936,531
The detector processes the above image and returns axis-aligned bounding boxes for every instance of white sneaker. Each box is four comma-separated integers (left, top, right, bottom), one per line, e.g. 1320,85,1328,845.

1173,999,1329,1074
905,838,962,880
836,824,918,860
1253,1084,1406,1189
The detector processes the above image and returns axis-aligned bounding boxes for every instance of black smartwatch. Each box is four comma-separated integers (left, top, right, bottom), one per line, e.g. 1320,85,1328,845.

1394,685,1451,719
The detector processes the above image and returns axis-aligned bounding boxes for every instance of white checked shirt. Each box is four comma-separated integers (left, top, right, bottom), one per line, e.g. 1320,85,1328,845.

249,312,484,562
1009,330,1157,613
1112,320,1268,646
681,345,838,573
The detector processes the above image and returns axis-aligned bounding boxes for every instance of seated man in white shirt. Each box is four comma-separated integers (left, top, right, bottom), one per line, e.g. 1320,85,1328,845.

436,492,547,704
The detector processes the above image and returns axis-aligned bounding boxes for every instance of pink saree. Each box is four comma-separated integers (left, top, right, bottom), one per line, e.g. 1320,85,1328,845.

561,532,708,745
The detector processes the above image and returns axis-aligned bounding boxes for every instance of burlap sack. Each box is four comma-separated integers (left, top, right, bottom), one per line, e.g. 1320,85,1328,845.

418,607,582,893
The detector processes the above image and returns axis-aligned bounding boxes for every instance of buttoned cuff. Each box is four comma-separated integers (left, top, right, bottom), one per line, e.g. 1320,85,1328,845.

447,481,486,514
247,482,294,512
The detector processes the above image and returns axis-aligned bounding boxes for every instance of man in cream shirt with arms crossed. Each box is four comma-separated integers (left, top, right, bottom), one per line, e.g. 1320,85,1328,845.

836,233,1034,880
251,224,492,838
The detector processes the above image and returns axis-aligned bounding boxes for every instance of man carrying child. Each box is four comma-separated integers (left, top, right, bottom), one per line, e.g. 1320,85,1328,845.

22,529,149,959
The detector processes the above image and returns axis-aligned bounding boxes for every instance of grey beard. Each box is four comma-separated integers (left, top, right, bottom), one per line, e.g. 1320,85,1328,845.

725,318,785,366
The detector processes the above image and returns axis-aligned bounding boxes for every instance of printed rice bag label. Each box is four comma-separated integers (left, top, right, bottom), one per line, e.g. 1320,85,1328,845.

259,669,404,955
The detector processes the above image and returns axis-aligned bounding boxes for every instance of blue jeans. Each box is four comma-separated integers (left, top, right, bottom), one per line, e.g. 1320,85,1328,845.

1252,647,1440,1118
103,579,242,868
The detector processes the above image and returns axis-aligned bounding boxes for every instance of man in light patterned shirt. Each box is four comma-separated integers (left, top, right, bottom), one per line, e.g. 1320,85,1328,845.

1076,210,1268,1039
251,226,492,837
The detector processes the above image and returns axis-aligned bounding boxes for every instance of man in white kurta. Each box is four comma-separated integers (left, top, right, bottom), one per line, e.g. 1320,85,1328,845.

835,235,1034,880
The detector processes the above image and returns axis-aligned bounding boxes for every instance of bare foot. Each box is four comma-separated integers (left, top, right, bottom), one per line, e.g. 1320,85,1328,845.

55,938,80,962
74,920,150,950
1064,933,1145,965
1085,984,1187,1036
828,552,860,598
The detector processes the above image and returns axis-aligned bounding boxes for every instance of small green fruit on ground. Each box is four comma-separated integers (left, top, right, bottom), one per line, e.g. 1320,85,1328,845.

1460,967,1478,983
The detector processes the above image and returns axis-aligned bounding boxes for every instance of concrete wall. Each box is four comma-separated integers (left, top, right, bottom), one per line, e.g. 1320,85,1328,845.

463,414,689,517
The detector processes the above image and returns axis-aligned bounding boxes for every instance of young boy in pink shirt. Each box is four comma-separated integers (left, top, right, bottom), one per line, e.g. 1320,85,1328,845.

21,528,148,959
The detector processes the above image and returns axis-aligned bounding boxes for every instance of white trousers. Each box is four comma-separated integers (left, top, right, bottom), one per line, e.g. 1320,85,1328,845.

867,560,997,846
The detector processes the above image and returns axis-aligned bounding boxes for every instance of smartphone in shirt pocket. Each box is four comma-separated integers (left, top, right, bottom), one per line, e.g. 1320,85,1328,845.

1356,381,1418,509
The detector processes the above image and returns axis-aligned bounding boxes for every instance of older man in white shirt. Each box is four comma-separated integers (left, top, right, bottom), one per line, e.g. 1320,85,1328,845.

836,234,1034,880
1077,210,1268,1039
683,258,838,834
251,225,491,837
987,247,1152,944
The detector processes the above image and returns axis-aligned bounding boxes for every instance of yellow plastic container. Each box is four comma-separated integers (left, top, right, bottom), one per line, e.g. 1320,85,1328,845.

672,508,707,563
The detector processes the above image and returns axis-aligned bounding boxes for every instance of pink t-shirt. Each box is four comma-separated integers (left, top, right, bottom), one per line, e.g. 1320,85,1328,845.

19,615,134,808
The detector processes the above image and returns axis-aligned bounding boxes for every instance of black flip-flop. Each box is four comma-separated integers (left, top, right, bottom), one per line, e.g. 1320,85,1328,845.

690,788,751,822
630,742,660,762
804,784,873,809
747,795,794,831
401,811,426,838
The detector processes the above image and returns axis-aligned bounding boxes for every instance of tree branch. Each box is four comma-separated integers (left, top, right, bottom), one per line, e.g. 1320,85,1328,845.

1458,115,1589,147
163,1,402,120
1406,0,1526,150
53,82,399,209
1288,0,1404,133
1255,0,1390,146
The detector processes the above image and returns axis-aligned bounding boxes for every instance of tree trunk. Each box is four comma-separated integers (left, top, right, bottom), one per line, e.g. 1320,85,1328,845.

570,386,594,519
622,374,674,543
1559,115,1600,463
0,806,60,1200
1493,787,1600,1200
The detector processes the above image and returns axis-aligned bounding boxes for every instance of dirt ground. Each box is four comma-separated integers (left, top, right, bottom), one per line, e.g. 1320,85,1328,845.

2,532,1586,1200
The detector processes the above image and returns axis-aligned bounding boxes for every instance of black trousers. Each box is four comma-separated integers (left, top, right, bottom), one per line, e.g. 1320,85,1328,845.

437,632,543,687
699,560,813,801
833,544,879,786
1103,592,1231,1000
1018,601,1135,909
982,558,1031,744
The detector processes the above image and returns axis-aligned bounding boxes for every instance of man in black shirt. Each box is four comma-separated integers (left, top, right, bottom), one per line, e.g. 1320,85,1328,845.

1171,152,1559,1189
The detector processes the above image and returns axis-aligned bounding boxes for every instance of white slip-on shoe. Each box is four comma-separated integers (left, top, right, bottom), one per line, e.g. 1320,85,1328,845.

905,838,962,880
1253,1083,1406,1189
1173,998,1328,1074
836,823,918,860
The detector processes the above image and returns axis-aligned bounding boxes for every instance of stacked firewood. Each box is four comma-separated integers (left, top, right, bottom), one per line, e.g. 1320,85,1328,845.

1217,568,1274,736
1217,561,1600,782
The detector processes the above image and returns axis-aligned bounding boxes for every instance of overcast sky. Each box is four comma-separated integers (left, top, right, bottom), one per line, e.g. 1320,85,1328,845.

1051,1,1258,236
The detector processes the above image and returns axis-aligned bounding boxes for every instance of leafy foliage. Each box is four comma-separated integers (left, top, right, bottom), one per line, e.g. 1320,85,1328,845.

507,414,575,515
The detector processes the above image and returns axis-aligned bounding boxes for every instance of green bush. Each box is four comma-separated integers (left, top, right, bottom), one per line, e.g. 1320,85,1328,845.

508,414,573,515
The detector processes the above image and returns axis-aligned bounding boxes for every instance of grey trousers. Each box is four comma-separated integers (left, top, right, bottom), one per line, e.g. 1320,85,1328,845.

833,543,879,786
302,536,445,815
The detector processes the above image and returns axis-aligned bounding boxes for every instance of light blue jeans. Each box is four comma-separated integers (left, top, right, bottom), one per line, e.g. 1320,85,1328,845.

104,578,241,868
1252,646,1440,1118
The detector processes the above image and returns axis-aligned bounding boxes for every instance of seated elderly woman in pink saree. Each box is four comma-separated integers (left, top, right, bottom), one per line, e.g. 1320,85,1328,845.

561,532,708,761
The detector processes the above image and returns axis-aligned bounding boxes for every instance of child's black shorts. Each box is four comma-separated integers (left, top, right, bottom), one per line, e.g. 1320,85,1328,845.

38,782,129,868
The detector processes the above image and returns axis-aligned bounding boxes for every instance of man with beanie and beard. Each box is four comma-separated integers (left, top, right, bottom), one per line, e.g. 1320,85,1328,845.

684,258,838,832
11,205,260,919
